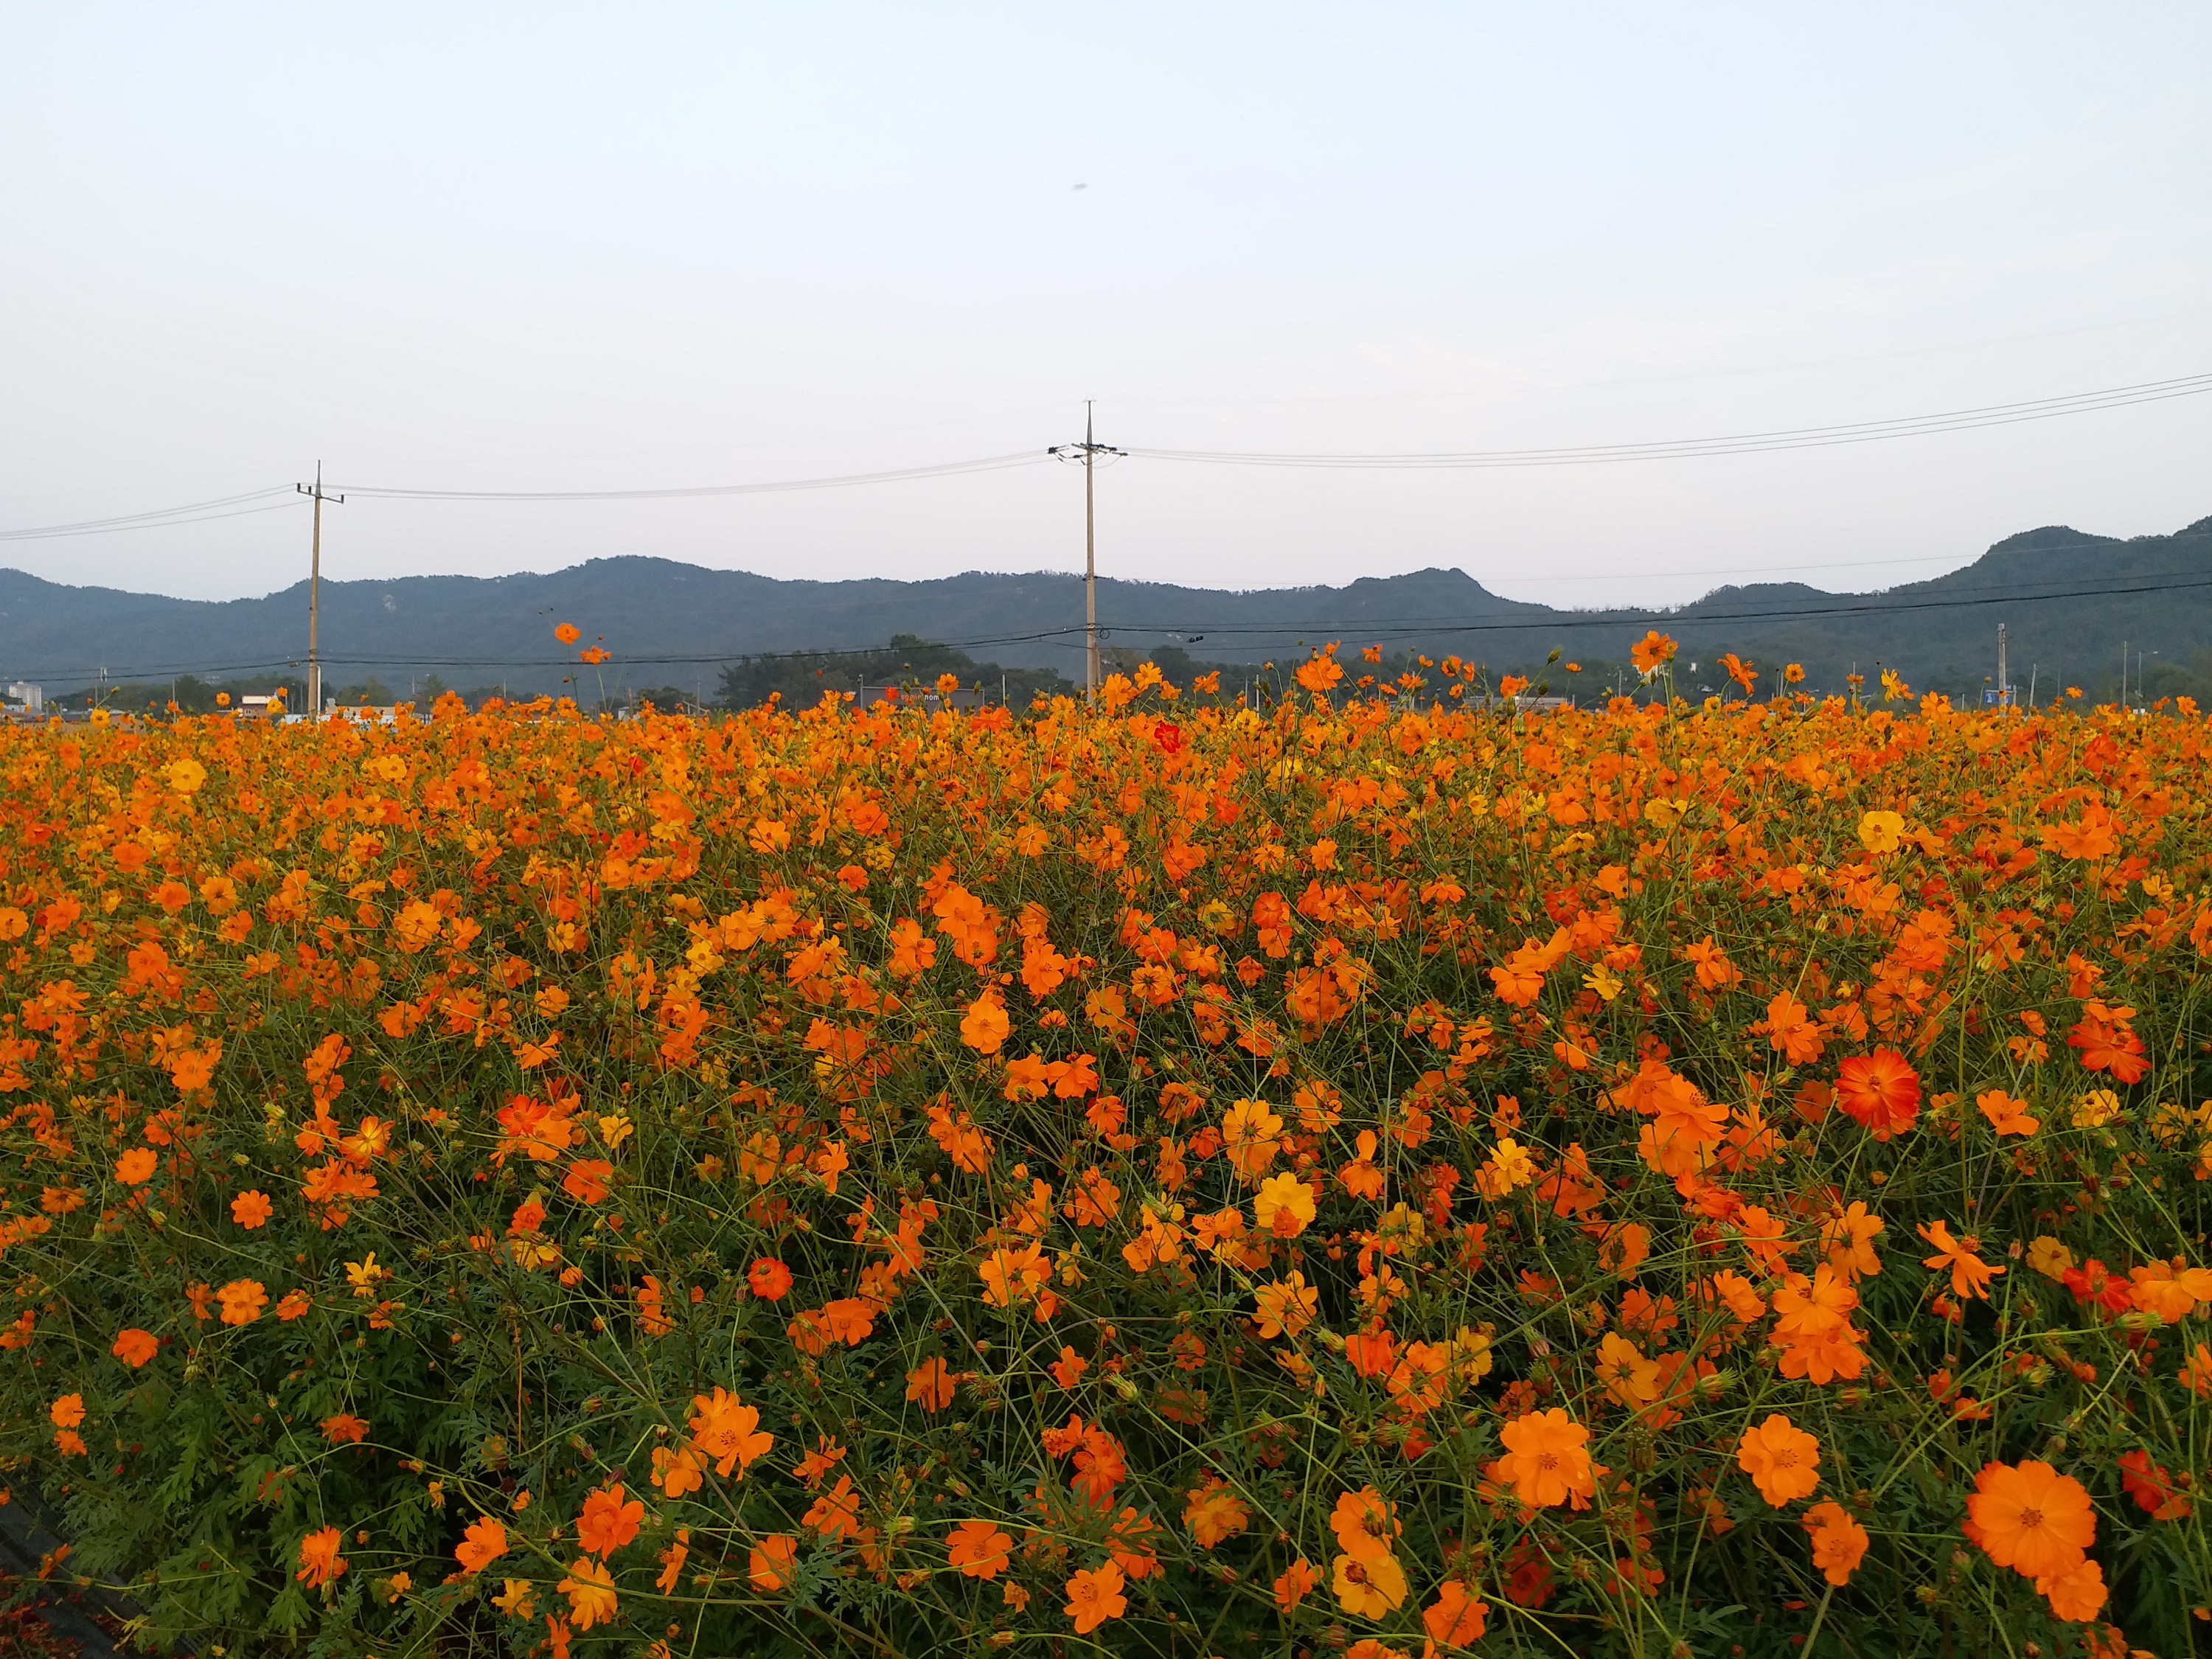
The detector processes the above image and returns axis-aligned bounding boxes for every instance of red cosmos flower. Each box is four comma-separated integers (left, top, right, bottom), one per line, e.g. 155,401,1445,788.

2062,1259,2134,1319
2118,1450,2192,1520
1834,1049,1921,1141
1152,720,1183,755
1502,1540,1558,1607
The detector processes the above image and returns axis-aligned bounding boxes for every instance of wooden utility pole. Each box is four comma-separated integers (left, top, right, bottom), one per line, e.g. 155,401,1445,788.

1997,623,2007,708
1050,404,1124,700
296,465,345,717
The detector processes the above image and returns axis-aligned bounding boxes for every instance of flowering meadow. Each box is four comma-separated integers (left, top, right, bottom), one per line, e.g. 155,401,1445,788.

4,635,2212,1659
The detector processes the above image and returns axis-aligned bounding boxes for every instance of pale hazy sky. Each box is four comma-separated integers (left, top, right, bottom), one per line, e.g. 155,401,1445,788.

3,4,2208,608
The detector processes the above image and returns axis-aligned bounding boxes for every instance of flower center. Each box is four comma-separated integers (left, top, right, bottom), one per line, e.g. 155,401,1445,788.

1536,1451,1559,1471
2019,1506,2044,1529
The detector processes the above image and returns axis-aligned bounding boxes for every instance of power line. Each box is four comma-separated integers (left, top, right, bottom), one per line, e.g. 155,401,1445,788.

330,451,1053,501
4,368,2207,540
15,566,2212,687
1470,530,2198,586
1127,372,2212,468
0,489,299,542
0,456,1052,542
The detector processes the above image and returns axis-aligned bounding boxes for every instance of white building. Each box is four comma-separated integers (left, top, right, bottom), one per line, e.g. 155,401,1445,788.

4,682,42,714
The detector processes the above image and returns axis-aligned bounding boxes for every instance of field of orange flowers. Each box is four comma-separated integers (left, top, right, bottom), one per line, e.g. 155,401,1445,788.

3,634,2211,1658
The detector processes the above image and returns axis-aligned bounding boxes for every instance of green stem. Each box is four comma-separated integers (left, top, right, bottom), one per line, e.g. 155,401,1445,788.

1801,1580,1837,1655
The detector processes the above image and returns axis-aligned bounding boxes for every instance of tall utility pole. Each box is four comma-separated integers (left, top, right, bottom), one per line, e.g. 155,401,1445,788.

1049,404,1124,700
1997,623,2008,708
296,465,345,717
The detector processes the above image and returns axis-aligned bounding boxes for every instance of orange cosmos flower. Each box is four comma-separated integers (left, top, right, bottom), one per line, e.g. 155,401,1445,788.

1818,1202,1885,1281
1220,1098,1284,1180
2035,1556,2107,1622
455,1517,507,1575
2126,1261,2212,1324
1492,1409,1599,1509
1736,1413,1822,1507
111,1328,159,1368
1295,653,1345,693
749,1534,799,1591
959,991,1010,1054
747,1258,793,1300
230,1190,274,1228
1184,1477,1250,1548
1835,1049,1921,1140
905,1357,957,1412
296,1526,347,1587
1802,1500,1868,1585
1630,630,1678,674
1596,1332,1660,1410
1062,1560,1127,1634
1329,1487,1401,1562
1252,1272,1319,1339
651,1444,703,1499
217,1279,269,1326
50,1394,86,1430
577,1484,644,1557
115,1147,158,1186
1759,990,1825,1064
687,1386,773,1476
801,1474,863,1540
947,1520,1012,1579
655,1529,689,1596
1975,1088,2039,1138
554,622,581,644
1253,1170,1316,1237
793,1436,846,1489
2177,1342,2212,1397
557,1557,618,1630
1917,1220,2005,1301
1422,1578,1490,1647
1330,1550,1408,1617
1964,1460,2095,1579
1273,1557,1320,1613
321,1413,369,1445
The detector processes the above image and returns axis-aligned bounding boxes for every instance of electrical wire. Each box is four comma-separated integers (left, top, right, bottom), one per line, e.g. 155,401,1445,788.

1128,372,2212,468
331,451,1053,501
1469,532,2188,585
0,455,1051,541
15,566,2212,687
0,500,307,542
0,488,300,542
4,369,2205,537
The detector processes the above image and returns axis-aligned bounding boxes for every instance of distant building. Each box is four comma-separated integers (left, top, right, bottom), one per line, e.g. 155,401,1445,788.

852,684,988,711
237,695,282,719
1470,693,1576,714
4,682,41,715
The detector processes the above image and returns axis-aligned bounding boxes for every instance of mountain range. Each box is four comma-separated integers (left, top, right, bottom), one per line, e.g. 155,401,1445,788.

2,514,2206,707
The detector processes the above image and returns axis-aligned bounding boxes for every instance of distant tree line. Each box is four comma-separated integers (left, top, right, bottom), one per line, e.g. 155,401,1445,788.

715,635,1079,710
